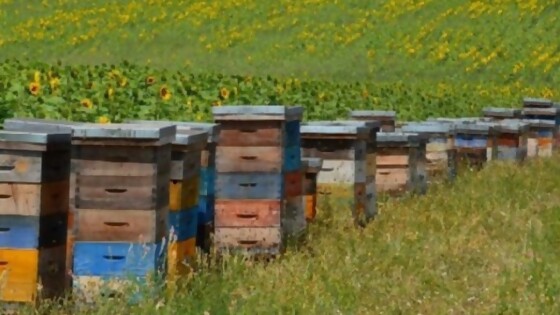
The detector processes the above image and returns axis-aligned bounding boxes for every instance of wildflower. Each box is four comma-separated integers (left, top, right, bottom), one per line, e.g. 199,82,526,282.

98,116,110,124
212,100,222,106
146,76,156,86
196,113,203,121
29,82,40,96
81,99,93,109
160,86,171,101
219,87,230,100
106,87,115,99
33,71,41,83
120,77,128,87
49,77,60,90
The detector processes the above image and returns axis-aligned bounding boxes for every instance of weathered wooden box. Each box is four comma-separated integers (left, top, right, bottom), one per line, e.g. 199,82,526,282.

522,97,554,108
301,158,323,222
482,107,522,121
521,107,560,150
522,119,555,158
454,122,498,172
301,123,376,226
0,130,72,304
492,120,529,162
401,122,457,184
349,110,396,132
376,132,421,196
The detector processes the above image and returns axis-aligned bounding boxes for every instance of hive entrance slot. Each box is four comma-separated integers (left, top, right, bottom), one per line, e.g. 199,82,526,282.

0,165,15,171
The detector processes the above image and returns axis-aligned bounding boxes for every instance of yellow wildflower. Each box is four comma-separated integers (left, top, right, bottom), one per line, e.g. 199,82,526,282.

29,82,40,96
98,116,110,124
81,99,93,109
106,87,115,99
219,87,230,100
146,76,156,86
49,77,60,90
33,71,41,83
160,86,171,101
212,100,222,106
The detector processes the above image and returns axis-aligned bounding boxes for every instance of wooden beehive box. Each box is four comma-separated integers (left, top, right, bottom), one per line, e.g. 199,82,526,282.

522,97,554,108
211,105,304,257
376,132,422,197
401,122,457,184
453,122,498,172
349,110,396,132
522,119,555,158
69,123,175,301
0,130,72,304
300,123,376,226
521,107,560,149
301,157,323,222
482,107,522,121
2,118,82,290
493,119,529,163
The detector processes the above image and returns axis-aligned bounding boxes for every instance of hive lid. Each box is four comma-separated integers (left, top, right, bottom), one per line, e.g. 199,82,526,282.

401,122,452,134
521,119,556,129
3,118,83,134
377,131,420,145
454,122,495,134
0,130,71,146
523,97,553,108
522,107,560,116
125,119,212,145
349,110,396,119
306,120,381,130
482,107,522,118
71,123,176,143
495,120,530,133
212,105,303,121
300,123,372,138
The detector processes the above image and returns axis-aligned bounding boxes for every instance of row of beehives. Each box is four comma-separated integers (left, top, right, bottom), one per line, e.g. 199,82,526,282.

0,96,558,307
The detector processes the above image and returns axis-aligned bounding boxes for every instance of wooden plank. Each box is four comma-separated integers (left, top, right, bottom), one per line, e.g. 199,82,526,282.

302,138,365,160
72,242,165,277
214,227,282,250
167,238,196,280
199,167,215,196
168,207,198,242
283,196,305,237
197,195,215,225
171,150,201,181
216,146,283,173
74,209,166,243
0,181,69,216
72,145,160,177
376,167,410,193
304,195,316,222
0,246,66,303
215,173,283,200
200,144,216,168
316,159,366,184
75,175,167,210
537,137,553,157
217,120,284,146
303,173,318,195
0,150,70,183
284,171,303,197
212,105,303,121
0,214,66,249
214,199,281,227
376,154,410,166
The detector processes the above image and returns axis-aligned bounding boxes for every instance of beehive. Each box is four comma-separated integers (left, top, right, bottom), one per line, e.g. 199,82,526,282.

401,122,457,184
212,105,304,257
0,131,71,304
521,107,560,150
493,119,529,163
301,122,377,225
69,123,175,302
301,158,323,222
522,119,555,158
453,122,498,172
349,110,397,132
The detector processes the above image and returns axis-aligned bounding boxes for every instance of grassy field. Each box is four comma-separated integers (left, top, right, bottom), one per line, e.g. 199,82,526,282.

2,0,560,313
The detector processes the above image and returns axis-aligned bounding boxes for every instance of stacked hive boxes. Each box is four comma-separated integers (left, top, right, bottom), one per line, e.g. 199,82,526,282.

301,158,323,222
70,124,175,302
453,123,498,172
3,118,84,288
482,108,522,121
493,120,529,162
300,122,377,226
522,97,560,150
375,132,421,197
523,120,555,158
401,123,457,184
124,120,209,281
212,105,304,256
0,131,71,304
349,110,397,132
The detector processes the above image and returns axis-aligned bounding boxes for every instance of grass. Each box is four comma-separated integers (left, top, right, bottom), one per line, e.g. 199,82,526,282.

9,155,560,314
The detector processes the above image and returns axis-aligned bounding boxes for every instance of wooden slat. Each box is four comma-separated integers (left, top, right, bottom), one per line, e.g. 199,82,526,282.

0,181,69,216
216,146,283,173
218,121,283,146
214,199,281,227
214,227,282,250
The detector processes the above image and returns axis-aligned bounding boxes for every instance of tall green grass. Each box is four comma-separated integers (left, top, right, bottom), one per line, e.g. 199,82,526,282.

11,156,560,314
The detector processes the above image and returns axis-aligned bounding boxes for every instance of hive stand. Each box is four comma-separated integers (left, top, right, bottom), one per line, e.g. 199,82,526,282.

300,122,376,226
211,105,304,258
69,123,175,304
349,110,397,132
0,131,71,306
401,122,457,185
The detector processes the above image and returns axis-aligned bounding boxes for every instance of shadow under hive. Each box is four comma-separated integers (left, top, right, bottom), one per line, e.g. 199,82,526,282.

493,120,529,163
300,122,376,226
522,119,555,158
69,123,175,303
375,132,424,197
521,107,560,150
3,118,85,289
482,107,522,121
212,105,304,257
0,131,71,304
453,122,498,173
124,120,209,283
301,158,323,222
401,122,457,185
349,110,397,133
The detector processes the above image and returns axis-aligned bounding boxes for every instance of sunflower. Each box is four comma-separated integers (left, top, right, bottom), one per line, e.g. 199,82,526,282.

219,87,230,100
28,82,40,96
160,86,171,101
146,76,156,86
97,116,110,124
81,98,93,109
